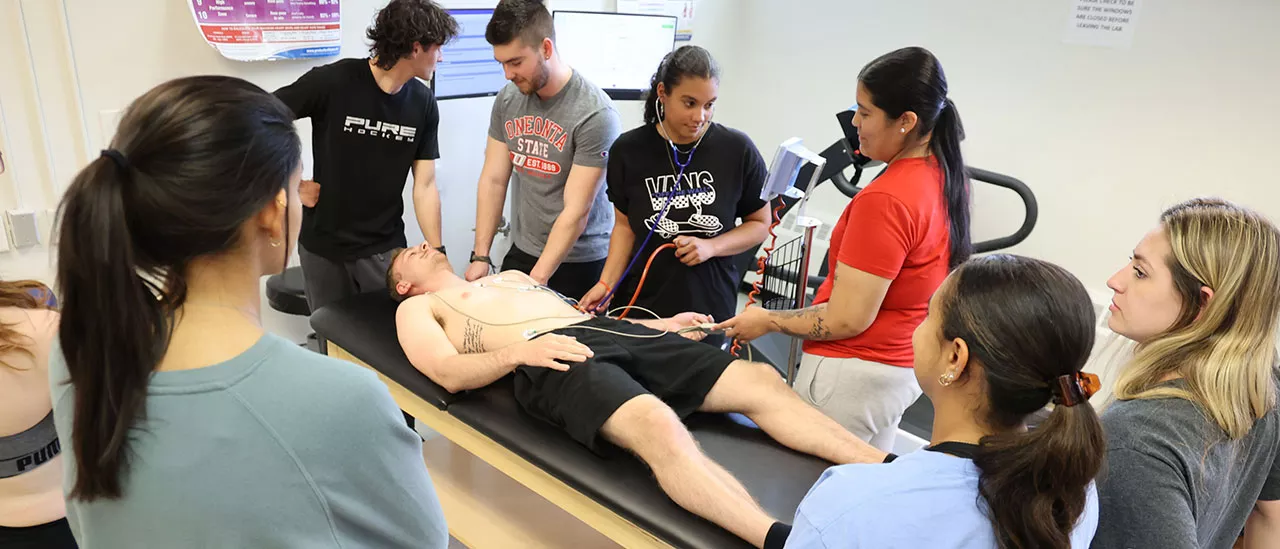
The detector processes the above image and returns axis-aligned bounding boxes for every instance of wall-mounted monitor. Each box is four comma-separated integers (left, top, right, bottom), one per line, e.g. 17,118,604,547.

552,10,677,100
432,8,507,100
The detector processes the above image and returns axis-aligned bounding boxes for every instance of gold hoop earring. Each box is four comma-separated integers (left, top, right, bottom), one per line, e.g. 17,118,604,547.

270,240,282,248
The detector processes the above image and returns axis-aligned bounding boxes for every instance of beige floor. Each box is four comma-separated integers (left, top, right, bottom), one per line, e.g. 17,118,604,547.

422,435,622,549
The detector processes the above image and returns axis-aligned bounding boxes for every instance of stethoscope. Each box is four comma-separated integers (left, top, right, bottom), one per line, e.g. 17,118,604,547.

589,99,712,313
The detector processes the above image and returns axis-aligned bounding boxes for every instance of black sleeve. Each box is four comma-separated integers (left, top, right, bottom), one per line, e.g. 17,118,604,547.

604,139,629,213
273,65,329,120
736,134,769,218
417,93,441,161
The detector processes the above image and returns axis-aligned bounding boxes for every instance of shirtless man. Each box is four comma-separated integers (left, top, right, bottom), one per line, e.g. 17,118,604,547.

387,242,888,548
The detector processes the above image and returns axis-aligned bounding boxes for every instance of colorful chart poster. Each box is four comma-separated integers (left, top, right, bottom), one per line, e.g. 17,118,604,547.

189,0,341,61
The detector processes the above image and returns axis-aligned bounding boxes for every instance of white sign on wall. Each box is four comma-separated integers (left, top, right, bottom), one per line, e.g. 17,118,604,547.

617,0,695,41
1064,0,1142,49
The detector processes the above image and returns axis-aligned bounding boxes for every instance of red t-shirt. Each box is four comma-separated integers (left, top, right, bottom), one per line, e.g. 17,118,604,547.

802,157,951,367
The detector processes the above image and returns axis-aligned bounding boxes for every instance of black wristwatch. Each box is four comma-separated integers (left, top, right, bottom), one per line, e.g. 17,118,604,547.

470,251,493,265
434,245,447,255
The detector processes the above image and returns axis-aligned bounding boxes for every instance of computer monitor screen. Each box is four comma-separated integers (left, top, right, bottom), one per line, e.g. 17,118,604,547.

762,139,807,201
432,9,507,100
552,11,676,100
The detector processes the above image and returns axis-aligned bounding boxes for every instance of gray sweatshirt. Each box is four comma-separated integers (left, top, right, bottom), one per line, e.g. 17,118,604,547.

1092,375,1280,548
50,334,448,548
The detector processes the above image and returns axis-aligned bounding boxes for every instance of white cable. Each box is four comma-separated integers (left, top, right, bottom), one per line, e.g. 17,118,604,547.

430,286,674,340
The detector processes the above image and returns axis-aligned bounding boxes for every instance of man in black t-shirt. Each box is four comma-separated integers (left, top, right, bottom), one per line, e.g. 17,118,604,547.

274,0,459,313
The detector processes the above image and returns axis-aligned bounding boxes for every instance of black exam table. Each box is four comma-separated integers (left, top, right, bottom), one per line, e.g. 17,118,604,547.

311,292,832,549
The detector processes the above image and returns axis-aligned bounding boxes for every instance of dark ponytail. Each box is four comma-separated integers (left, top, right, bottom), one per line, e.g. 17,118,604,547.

643,45,720,126
858,47,972,269
56,76,300,501
938,255,1106,549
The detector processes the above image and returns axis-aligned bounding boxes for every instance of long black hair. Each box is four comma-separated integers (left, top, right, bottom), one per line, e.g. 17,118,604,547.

859,46,971,269
938,255,1105,549
55,76,300,501
643,45,720,126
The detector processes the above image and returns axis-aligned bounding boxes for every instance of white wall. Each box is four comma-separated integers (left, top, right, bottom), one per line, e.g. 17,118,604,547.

0,0,737,340
0,0,85,283
19,0,1262,341
0,0,400,290
707,0,1280,296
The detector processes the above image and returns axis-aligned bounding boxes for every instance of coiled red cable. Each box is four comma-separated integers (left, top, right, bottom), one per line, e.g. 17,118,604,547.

730,197,784,358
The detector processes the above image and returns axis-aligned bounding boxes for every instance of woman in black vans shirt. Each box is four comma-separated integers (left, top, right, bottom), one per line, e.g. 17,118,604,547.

579,46,770,347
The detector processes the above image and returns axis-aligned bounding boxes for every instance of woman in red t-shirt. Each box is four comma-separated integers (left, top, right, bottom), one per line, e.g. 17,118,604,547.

718,46,972,452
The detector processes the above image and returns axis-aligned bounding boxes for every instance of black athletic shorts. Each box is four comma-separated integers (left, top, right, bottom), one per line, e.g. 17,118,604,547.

512,316,736,454
0,518,77,548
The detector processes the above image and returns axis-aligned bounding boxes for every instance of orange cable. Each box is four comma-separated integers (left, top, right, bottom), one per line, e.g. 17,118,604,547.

731,197,783,358
615,243,677,319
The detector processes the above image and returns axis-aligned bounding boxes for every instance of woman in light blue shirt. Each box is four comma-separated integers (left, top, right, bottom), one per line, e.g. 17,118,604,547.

787,255,1104,548
49,75,447,548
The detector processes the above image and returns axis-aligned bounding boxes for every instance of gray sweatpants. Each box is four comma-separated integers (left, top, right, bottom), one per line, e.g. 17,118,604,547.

794,352,923,453
298,245,395,314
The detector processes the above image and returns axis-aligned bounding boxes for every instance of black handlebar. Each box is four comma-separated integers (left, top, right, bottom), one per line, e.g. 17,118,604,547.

812,156,1039,253
742,139,1041,297
967,167,1038,253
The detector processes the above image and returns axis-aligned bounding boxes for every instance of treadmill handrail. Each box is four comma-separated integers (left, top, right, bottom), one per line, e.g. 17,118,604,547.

967,166,1038,253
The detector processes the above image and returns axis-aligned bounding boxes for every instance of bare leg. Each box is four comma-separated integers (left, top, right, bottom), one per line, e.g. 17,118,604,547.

601,395,775,548
701,361,888,464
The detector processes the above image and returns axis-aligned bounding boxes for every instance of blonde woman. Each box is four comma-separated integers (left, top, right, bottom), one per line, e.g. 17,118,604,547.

0,281,70,548
1092,198,1280,549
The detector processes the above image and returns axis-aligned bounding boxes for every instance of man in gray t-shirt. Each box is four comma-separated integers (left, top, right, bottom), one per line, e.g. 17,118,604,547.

466,0,621,300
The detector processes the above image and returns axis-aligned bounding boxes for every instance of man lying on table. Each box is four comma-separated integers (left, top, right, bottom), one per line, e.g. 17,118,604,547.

386,242,886,549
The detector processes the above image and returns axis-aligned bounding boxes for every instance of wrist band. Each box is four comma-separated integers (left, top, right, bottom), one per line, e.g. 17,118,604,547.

470,252,493,265
596,280,612,294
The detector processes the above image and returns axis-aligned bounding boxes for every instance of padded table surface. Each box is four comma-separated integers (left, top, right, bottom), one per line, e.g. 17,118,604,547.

454,383,830,549
312,292,831,549
310,292,457,410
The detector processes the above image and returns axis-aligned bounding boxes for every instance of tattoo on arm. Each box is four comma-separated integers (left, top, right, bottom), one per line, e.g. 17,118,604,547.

462,319,484,353
770,304,834,340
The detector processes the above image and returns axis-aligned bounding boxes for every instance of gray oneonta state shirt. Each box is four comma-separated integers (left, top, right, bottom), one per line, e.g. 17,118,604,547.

488,69,621,263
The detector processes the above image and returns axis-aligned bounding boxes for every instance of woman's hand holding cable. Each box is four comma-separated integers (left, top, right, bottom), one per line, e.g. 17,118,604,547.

673,236,718,266
578,280,614,313
665,312,715,340
715,306,775,342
